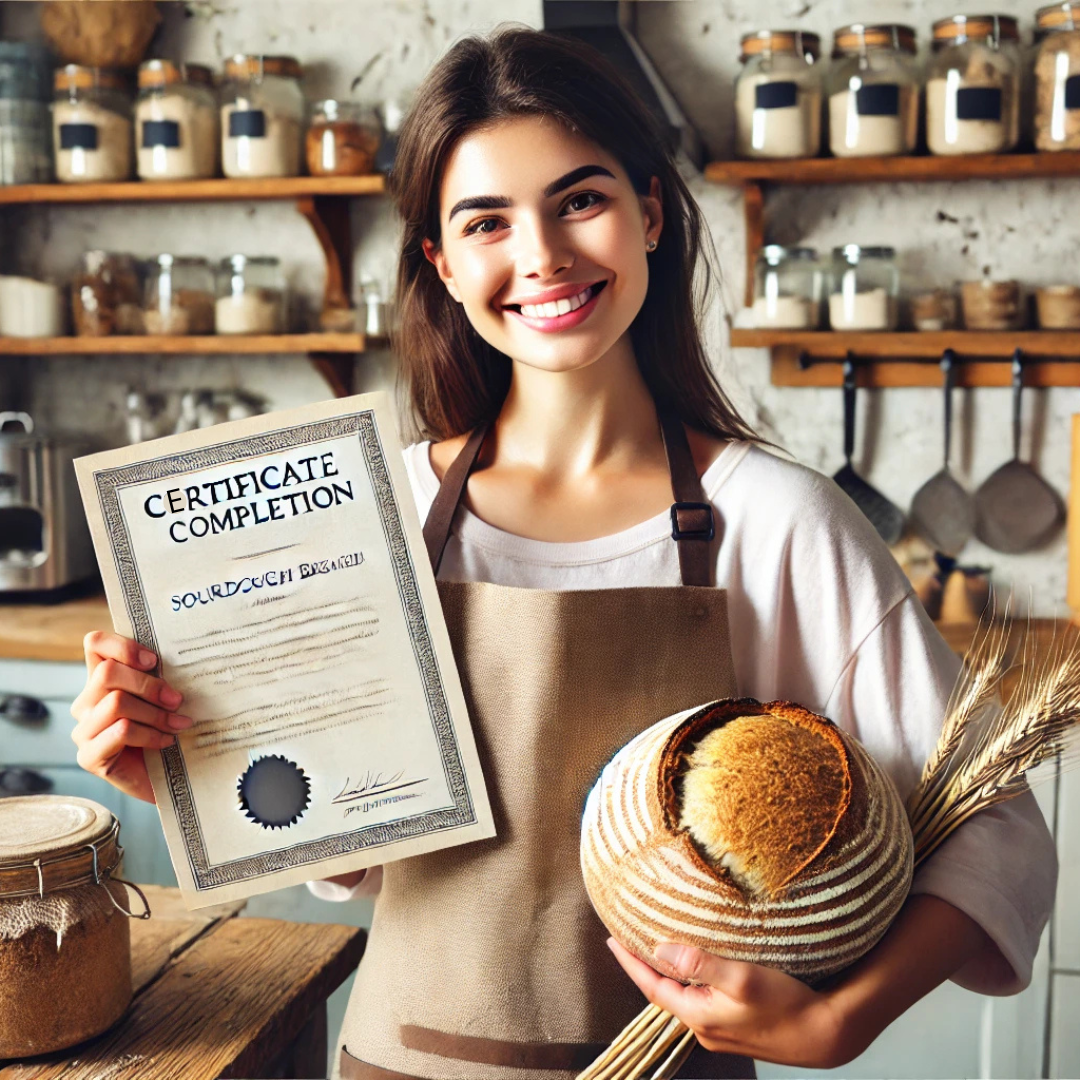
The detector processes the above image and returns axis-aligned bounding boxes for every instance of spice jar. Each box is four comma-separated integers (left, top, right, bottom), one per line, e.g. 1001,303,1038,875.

305,99,380,176
735,31,823,160
828,245,899,330
827,25,920,157
0,42,52,185
1034,3,1080,151
72,251,143,336
927,16,1021,156
136,60,218,181
220,54,303,178
144,254,215,335
52,64,133,183
215,254,286,333
0,796,149,1058
751,245,822,328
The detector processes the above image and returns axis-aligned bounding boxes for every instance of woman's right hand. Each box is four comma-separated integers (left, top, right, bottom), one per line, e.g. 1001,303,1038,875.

70,631,193,805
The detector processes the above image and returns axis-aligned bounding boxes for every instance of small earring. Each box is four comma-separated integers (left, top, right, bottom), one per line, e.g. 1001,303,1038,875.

646,240,657,251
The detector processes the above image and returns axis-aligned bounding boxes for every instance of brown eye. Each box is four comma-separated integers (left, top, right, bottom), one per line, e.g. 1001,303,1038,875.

564,191,605,214
464,217,501,236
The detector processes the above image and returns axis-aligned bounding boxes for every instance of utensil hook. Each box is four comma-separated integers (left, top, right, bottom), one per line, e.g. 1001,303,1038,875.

1011,348,1024,462
940,349,956,470
842,352,857,465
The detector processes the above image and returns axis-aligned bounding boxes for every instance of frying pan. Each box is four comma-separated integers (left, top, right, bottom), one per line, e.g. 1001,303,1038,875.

833,356,906,546
973,351,1064,553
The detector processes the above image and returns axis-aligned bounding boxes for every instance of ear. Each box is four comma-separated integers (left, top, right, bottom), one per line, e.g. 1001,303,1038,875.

421,237,463,304
641,176,663,249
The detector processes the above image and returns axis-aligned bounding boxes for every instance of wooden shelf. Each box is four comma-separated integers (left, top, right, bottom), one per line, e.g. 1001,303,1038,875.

0,333,365,356
0,593,110,662
705,150,1080,187
0,174,386,205
730,330,1080,387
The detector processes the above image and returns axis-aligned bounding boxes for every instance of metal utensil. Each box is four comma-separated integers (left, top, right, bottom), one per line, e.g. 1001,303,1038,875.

909,350,975,556
832,356,906,545
973,351,1065,553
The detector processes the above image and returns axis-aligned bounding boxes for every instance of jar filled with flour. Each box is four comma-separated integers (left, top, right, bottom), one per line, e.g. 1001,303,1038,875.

827,25,919,157
215,254,286,333
52,65,133,183
144,254,215,335
828,245,899,330
0,796,149,1058
220,55,303,178
926,16,1021,155
136,60,219,181
735,31,822,159
752,245,821,328
1034,2,1080,151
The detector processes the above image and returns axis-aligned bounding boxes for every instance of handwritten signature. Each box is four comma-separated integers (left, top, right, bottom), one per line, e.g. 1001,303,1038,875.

331,768,429,805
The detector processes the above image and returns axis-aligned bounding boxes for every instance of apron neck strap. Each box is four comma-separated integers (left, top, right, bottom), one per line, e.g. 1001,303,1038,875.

423,406,716,587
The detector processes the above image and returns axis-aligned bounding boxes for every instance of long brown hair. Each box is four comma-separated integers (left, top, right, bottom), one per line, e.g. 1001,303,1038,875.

389,23,758,447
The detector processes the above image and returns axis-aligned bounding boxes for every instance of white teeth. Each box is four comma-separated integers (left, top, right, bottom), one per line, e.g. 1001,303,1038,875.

518,284,596,319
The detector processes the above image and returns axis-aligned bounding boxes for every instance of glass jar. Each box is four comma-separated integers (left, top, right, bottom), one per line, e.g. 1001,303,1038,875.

1034,3,1080,151
0,42,52,185
827,25,920,157
136,60,218,181
144,255,215,335
751,245,821,327
72,251,143,336
52,65,133,183
926,16,1021,155
305,99,380,176
214,255,286,334
827,245,899,330
220,55,303,178
735,31,823,159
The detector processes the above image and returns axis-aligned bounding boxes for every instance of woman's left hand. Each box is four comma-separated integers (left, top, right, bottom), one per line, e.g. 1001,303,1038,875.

606,938,861,1070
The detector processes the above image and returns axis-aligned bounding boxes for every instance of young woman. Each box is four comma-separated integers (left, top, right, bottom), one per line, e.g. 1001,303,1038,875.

72,25,1056,1080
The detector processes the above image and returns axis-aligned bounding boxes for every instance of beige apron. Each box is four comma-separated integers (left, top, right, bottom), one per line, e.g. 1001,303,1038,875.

338,409,754,1080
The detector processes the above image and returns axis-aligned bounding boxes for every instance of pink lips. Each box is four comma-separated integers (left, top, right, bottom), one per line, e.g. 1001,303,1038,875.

504,282,606,333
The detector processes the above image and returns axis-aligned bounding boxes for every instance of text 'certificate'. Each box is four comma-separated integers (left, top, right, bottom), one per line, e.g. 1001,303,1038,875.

75,392,494,908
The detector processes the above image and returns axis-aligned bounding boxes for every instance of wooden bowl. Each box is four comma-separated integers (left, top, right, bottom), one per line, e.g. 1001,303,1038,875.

40,1,161,70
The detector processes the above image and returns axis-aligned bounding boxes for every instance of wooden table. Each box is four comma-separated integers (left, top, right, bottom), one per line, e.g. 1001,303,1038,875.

0,885,367,1080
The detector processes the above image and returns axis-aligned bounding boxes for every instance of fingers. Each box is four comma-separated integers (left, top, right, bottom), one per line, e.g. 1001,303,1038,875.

75,717,176,777
83,630,157,680
73,654,183,725
74,689,192,745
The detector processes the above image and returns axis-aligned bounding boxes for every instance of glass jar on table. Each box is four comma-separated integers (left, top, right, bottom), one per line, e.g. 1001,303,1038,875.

827,245,900,330
136,60,219,180
305,99,380,175
215,255,286,334
827,24,920,157
220,54,303,178
52,64,133,183
144,255,215,335
752,245,822,328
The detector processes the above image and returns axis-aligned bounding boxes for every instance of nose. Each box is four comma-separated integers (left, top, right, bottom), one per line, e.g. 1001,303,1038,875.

512,213,573,280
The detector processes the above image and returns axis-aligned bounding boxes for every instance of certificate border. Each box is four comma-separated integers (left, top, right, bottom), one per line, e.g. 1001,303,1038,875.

92,408,479,891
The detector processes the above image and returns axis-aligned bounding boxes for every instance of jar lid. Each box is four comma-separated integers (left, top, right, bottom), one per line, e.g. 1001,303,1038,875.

0,795,120,899
761,244,818,264
931,15,1020,44
224,54,303,81
833,244,896,261
220,254,280,270
54,64,128,93
832,24,918,56
739,30,821,61
138,59,215,89
1036,2,1080,30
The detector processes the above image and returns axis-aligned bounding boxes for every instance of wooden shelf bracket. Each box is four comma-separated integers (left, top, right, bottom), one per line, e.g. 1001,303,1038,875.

742,181,765,310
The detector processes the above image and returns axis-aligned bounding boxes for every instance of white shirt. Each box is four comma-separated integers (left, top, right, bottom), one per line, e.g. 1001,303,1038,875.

308,439,1057,995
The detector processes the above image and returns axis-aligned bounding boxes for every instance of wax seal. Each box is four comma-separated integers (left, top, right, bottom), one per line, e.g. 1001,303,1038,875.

237,754,311,829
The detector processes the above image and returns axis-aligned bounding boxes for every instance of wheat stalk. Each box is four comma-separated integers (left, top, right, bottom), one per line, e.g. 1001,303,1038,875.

579,603,1080,1080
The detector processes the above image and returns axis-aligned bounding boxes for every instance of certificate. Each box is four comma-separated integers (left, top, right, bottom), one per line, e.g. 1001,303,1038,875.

75,392,494,908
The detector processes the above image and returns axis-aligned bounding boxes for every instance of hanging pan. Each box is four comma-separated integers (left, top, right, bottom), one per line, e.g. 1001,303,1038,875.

973,351,1064,554
832,356,905,545
909,350,975,557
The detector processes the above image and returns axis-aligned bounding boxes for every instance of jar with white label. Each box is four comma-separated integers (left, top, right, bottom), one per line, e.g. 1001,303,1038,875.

215,255,286,334
827,25,919,157
52,65,133,183
752,245,821,328
136,60,218,181
220,55,303,178
927,16,1021,155
735,31,823,159
1034,2,1080,151
827,245,899,330
144,255,215,335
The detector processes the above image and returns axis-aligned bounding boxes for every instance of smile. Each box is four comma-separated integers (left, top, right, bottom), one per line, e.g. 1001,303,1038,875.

502,280,608,332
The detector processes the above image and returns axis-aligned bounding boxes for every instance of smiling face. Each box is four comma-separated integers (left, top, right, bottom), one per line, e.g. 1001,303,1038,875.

422,115,662,375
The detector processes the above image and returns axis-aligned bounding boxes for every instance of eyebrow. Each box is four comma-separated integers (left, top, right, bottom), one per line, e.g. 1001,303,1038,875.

447,164,617,223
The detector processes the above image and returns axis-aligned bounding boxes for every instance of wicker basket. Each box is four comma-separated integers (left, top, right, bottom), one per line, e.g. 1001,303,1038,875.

41,1,161,70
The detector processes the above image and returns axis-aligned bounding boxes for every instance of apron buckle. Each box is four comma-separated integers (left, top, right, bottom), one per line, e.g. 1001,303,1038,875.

670,502,715,541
